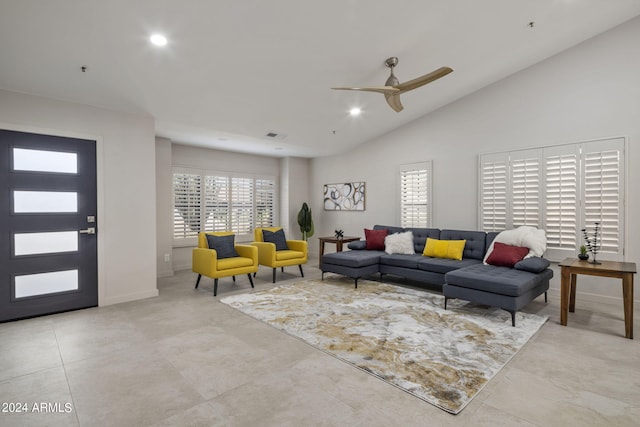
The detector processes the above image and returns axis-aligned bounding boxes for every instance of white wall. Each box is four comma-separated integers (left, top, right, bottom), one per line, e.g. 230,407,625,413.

280,157,312,240
312,17,640,305
0,90,158,305
156,137,173,277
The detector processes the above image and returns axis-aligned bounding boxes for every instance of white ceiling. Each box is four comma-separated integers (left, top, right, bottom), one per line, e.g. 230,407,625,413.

1,1,640,158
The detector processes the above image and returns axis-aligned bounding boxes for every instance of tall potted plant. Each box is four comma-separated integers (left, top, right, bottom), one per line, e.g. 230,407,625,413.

297,202,314,241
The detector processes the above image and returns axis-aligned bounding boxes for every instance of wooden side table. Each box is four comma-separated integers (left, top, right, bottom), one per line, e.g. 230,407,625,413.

559,258,636,339
318,236,360,259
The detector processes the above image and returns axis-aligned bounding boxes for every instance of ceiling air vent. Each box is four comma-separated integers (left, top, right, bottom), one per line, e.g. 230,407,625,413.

264,132,288,140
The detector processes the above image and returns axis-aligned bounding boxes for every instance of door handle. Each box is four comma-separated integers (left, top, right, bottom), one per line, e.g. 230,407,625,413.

79,227,96,235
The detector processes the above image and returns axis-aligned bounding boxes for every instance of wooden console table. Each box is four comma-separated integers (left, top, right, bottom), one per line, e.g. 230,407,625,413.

318,236,360,259
559,258,636,339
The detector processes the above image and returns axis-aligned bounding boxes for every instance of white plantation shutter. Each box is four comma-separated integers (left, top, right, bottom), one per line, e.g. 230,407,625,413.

255,178,276,228
173,168,277,244
204,175,229,232
173,172,202,239
479,154,508,231
544,145,578,254
399,162,432,228
582,139,624,255
510,150,541,228
231,177,254,235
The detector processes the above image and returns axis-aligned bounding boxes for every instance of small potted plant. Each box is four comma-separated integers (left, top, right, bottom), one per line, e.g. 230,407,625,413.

578,245,589,261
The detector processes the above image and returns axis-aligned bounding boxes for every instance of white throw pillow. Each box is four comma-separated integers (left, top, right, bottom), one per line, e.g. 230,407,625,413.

484,226,547,264
384,231,415,255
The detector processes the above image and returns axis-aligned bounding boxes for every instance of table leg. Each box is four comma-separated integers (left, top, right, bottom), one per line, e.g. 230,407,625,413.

560,266,570,326
569,273,577,312
622,273,634,339
319,241,325,268
336,240,343,252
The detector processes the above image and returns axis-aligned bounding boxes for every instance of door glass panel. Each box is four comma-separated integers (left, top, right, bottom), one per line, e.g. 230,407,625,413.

13,148,78,173
15,270,79,298
13,191,78,213
14,231,78,256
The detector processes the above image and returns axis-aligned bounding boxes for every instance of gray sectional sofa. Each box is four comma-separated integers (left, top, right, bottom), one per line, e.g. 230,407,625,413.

320,225,553,326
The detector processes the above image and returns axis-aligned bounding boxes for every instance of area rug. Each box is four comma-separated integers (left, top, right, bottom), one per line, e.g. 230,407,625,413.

220,276,547,414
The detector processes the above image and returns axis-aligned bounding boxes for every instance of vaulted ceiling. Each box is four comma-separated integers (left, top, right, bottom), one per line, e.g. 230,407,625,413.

1,1,639,158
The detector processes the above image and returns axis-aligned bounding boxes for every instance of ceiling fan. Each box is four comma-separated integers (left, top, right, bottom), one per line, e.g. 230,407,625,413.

332,57,453,112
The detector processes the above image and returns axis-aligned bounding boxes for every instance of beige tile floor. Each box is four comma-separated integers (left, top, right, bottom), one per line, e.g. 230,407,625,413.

1,258,639,426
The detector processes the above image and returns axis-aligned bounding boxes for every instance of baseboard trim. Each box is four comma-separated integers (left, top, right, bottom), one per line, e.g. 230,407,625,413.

157,269,174,278
547,287,639,307
100,289,159,306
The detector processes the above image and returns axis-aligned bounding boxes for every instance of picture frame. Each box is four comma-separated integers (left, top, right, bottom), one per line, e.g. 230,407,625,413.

323,182,365,211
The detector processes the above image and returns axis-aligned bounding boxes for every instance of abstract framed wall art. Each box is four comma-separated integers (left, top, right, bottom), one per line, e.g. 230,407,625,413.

323,182,365,211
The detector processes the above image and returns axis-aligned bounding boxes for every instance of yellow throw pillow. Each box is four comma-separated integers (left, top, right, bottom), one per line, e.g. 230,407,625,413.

422,238,466,260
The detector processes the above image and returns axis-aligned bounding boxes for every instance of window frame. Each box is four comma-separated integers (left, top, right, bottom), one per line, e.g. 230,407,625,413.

478,137,626,262
172,167,278,246
398,161,433,228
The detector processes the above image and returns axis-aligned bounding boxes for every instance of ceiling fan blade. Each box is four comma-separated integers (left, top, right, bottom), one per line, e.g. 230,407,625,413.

384,93,403,112
331,86,400,95
395,67,453,93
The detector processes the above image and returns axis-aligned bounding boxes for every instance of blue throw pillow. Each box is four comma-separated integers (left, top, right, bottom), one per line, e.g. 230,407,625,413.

347,240,367,250
514,257,550,273
263,229,289,251
206,234,239,259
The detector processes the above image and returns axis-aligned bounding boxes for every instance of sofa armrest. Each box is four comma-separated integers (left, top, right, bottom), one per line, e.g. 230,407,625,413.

192,247,218,276
235,244,258,264
286,239,308,253
251,241,277,266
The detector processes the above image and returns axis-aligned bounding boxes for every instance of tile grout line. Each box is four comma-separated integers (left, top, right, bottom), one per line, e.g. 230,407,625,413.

52,323,81,426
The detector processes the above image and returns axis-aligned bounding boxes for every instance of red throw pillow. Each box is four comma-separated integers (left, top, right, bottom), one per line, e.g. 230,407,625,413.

486,242,530,268
364,228,388,250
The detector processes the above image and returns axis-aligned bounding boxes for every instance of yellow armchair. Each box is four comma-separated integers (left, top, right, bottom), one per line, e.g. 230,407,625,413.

252,227,308,283
192,232,258,296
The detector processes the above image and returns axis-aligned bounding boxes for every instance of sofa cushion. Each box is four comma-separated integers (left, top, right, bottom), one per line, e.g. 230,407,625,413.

486,242,529,268
422,238,466,260
217,256,254,270
275,250,305,261
322,250,383,268
206,234,239,259
379,253,424,269
347,240,367,250
262,228,289,251
365,228,388,250
440,230,487,260
384,231,415,254
405,227,440,253
445,263,553,297
373,224,403,235
514,256,551,273
417,257,483,274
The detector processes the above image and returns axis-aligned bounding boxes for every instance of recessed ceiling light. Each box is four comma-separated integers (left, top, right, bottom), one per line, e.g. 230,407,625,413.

349,107,362,116
150,34,168,46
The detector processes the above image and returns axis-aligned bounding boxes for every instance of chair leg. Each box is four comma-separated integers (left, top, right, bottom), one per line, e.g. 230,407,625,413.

253,272,256,277
195,274,202,289
214,278,219,297
544,291,548,303
298,264,304,278
248,274,254,288
281,267,284,272
232,276,236,282
509,310,516,327
272,268,276,283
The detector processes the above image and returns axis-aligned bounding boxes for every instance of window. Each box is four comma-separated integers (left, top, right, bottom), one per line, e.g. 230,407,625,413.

399,161,432,228
173,168,277,244
479,137,625,261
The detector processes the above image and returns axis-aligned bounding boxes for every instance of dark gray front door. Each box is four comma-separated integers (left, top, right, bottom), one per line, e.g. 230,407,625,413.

0,129,98,322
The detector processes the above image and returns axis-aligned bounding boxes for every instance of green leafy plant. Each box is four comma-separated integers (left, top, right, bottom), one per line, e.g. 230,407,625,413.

297,202,314,241
579,245,587,256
